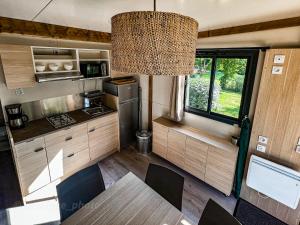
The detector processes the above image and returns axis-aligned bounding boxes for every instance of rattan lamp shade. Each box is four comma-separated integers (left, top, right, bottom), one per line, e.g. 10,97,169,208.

111,11,198,76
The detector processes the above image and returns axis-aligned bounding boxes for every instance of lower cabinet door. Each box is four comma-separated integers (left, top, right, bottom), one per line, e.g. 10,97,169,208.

152,122,168,158
89,123,119,160
205,146,237,196
166,129,186,168
184,137,208,180
17,149,50,195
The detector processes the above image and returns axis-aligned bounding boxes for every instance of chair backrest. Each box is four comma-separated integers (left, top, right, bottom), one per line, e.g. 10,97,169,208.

145,163,184,211
198,199,241,225
56,164,105,221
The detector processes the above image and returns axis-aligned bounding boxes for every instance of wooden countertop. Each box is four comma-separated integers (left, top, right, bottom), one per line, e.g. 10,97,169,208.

10,109,117,144
62,172,190,225
153,117,238,153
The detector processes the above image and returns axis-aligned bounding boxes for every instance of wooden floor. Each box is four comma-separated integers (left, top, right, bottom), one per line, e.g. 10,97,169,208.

99,146,237,224
0,146,237,225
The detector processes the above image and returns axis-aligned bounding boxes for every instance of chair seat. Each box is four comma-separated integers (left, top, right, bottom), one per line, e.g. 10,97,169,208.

198,199,241,225
145,163,184,211
56,164,105,221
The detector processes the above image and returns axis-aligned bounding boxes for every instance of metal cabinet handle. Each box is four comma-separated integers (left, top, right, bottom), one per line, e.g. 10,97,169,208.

67,153,74,158
34,147,44,153
65,136,73,141
89,128,96,133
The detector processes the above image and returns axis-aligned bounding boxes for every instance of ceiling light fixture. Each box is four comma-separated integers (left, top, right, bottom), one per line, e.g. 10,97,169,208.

111,0,199,76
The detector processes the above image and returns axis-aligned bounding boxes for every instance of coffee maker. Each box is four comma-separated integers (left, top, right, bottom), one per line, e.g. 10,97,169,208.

5,104,28,129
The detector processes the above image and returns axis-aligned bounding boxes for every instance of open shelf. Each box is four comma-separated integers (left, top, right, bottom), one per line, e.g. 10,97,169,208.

31,46,111,80
35,70,80,74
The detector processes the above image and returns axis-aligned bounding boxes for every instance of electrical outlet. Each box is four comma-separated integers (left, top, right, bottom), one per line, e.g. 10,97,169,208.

272,66,283,75
296,145,300,154
15,88,24,96
256,144,266,153
274,55,285,64
258,135,268,145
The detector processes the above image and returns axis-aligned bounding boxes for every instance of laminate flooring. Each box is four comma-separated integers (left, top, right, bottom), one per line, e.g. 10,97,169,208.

99,146,237,224
0,146,237,225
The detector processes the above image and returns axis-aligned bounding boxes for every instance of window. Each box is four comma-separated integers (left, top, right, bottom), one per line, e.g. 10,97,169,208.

184,49,259,125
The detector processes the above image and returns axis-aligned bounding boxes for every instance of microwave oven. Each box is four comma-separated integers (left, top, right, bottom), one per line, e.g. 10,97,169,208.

80,61,108,78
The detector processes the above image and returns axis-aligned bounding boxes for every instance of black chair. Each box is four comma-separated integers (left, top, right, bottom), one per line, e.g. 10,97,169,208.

56,164,105,221
198,199,241,225
145,163,184,211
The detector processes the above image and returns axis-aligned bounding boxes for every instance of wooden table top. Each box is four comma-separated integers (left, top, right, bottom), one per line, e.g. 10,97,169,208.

62,172,193,225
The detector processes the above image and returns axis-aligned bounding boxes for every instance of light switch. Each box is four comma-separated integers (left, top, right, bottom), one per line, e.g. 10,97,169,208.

274,55,285,64
272,66,283,75
258,135,268,145
256,144,266,153
296,145,300,154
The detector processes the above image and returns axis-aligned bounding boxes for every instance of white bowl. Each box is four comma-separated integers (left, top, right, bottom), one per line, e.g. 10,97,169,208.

63,63,73,71
48,63,59,71
36,64,46,72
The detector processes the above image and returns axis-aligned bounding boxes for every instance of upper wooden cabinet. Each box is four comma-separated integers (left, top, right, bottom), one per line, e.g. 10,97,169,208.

0,44,35,89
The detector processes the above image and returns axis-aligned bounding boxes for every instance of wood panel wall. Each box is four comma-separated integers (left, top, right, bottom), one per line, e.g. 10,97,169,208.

241,49,300,225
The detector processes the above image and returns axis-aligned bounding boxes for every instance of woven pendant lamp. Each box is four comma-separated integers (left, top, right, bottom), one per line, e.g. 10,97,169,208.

111,1,199,76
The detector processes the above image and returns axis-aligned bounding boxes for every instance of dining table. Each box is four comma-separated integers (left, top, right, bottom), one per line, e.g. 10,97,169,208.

62,172,193,225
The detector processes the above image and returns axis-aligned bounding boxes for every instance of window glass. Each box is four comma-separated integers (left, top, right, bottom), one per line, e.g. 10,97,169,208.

185,58,212,111
211,58,247,118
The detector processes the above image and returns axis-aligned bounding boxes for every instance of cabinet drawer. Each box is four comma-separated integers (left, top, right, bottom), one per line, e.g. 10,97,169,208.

16,149,50,195
14,137,45,158
46,134,88,159
87,113,118,131
45,123,87,146
205,146,237,195
185,137,208,180
48,148,90,181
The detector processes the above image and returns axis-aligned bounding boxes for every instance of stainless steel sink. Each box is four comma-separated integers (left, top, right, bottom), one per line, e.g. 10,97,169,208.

82,106,113,116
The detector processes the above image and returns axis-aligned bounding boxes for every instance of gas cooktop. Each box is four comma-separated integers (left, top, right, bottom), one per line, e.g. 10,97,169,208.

46,113,76,129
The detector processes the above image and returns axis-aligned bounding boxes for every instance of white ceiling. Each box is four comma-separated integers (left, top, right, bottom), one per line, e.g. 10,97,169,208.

1,0,300,33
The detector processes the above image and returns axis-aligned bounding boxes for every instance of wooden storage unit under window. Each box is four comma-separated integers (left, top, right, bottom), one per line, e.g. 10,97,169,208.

0,44,35,89
167,129,186,168
153,117,238,196
185,137,208,180
152,123,168,158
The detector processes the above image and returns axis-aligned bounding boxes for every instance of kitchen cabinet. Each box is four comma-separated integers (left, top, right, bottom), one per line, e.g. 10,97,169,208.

10,112,119,200
185,137,208,181
45,124,89,181
88,114,119,160
0,44,35,89
153,117,238,196
14,137,50,196
205,146,237,196
167,129,186,168
152,123,168,158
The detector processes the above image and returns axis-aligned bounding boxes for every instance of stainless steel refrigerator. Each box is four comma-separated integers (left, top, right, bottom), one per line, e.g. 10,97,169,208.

103,81,138,148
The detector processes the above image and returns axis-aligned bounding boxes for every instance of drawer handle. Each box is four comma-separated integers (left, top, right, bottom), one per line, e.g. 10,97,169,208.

89,128,96,133
67,153,74,158
65,136,73,141
34,147,44,153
